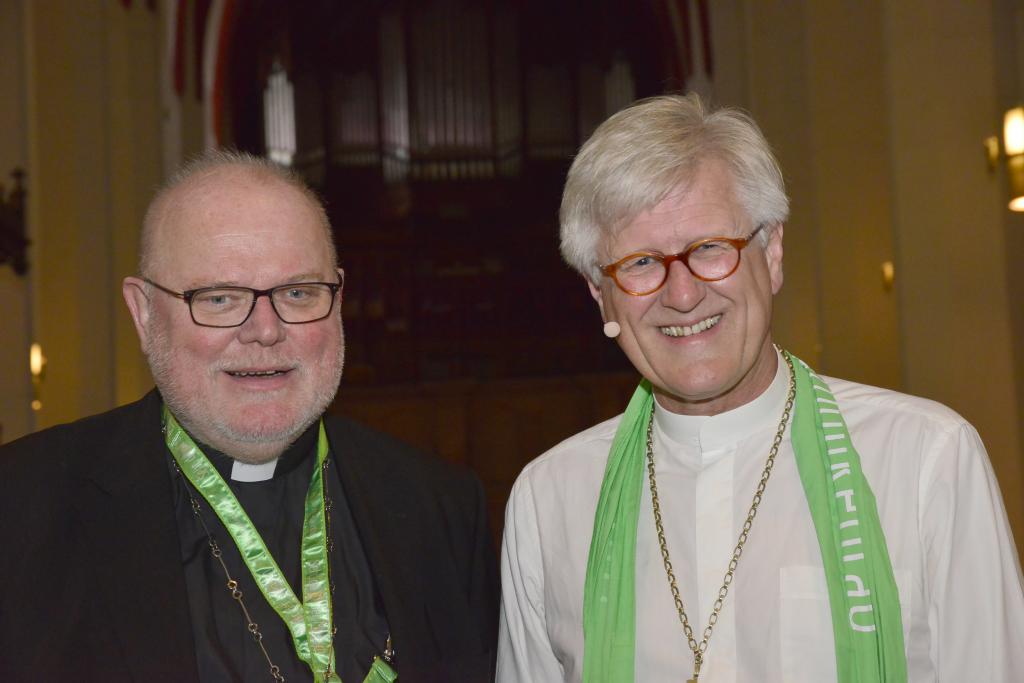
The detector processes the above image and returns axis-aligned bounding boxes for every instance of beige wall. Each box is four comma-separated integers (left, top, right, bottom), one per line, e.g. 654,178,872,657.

734,1,903,386
104,2,165,406
0,0,31,444
805,2,901,389
994,0,1024,521
718,0,1023,554
883,0,1023,549
24,0,160,429
737,1,825,372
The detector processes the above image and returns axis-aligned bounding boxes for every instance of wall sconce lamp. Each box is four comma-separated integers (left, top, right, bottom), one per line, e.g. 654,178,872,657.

986,107,1024,212
29,342,45,412
0,167,29,275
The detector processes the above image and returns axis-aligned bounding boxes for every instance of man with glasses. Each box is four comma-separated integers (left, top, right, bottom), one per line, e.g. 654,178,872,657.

0,151,498,682
497,95,1024,682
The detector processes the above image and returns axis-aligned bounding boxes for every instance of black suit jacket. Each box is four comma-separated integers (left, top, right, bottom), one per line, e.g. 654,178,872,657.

0,391,498,682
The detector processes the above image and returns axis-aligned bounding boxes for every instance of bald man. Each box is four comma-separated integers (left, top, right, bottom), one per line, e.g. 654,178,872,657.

0,151,498,682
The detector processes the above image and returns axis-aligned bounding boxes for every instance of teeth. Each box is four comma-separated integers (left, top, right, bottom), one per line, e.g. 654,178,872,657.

230,370,281,377
661,314,722,338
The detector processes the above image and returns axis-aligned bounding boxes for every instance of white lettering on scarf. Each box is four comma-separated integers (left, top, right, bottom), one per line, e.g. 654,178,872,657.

813,375,878,634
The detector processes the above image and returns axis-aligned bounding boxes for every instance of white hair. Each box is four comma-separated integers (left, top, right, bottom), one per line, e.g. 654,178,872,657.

560,94,789,281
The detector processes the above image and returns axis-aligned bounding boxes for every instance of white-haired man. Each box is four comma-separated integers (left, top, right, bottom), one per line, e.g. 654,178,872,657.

0,151,498,682
498,95,1024,682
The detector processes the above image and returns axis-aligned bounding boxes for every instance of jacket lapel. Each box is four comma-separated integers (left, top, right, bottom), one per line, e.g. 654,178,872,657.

72,392,199,681
324,418,440,676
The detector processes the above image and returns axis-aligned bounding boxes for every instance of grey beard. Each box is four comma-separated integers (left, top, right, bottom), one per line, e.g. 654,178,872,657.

144,317,345,463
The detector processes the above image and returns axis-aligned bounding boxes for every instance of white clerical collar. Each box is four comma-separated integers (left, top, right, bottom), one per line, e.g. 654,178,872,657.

230,459,279,482
653,349,789,453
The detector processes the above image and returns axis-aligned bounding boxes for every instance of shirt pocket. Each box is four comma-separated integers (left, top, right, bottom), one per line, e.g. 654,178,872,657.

779,565,838,683
779,565,913,683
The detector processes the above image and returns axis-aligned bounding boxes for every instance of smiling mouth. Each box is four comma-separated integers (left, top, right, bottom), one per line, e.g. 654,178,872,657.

660,314,722,338
226,369,290,378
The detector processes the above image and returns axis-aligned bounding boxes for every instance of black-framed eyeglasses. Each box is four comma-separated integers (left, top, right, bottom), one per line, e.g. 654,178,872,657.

599,224,767,296
143,276,343,328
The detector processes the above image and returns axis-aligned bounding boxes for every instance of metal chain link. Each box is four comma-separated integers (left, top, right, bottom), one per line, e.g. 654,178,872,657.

645,352,796,682
174,458,337,682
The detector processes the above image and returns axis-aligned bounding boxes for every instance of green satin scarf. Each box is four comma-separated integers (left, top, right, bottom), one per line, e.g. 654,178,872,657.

163,407,399,683
581,352,906,682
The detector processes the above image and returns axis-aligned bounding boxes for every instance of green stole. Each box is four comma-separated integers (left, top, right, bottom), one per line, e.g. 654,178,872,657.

163,408,399,683
580,352,906,682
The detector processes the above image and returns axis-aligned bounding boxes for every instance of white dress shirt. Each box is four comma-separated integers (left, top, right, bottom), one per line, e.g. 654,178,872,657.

498,356,1024,682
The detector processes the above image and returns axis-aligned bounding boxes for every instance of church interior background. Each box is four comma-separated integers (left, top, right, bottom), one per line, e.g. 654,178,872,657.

1,0,1023,555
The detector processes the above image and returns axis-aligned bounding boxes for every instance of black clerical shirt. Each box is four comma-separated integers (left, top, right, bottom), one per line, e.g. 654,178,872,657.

170,422,390,682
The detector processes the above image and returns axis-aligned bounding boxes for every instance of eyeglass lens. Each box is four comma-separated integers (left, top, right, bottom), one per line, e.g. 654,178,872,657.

190,284,336,326
615,240,741,294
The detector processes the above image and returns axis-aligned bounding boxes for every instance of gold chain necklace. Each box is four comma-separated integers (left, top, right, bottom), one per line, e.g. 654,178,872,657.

645,352,795,683
172,457,339,682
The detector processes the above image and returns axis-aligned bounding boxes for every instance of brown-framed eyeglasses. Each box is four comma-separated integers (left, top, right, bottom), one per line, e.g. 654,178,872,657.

142,276,343,328
599,224,767,296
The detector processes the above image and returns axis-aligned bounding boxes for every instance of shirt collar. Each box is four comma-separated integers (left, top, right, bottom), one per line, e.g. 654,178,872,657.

653,349,789,453
194,419,322,483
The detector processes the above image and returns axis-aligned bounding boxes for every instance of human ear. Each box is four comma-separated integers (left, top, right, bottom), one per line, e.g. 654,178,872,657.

587,278,608,321
122,276,154,347
766,223,784,294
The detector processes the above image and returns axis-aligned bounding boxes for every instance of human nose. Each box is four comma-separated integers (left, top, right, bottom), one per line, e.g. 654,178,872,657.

237,293,286,345
658,258,706,311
